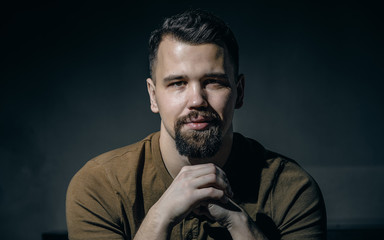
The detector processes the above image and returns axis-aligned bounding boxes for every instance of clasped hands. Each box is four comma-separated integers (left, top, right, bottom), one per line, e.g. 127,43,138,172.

153,163,244,230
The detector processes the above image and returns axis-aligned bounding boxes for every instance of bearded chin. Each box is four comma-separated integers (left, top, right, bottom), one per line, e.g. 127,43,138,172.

174,125,222,159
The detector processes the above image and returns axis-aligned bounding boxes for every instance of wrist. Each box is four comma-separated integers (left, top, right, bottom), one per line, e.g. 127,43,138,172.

143,204,173,234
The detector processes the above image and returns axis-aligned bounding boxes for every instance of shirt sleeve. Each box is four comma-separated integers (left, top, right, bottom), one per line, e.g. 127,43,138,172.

271,160,327,240
66,161,129,240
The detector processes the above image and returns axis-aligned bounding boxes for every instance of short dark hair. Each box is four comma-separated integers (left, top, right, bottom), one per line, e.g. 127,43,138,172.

148,9,239,80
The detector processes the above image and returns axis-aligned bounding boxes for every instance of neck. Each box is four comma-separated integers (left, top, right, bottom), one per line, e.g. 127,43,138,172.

159,122,233,178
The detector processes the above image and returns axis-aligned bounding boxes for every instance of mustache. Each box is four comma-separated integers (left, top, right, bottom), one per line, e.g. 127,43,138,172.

175,110,221,127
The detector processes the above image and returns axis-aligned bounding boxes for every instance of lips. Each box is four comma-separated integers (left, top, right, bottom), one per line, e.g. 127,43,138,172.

175,110,221,132
184,122,211,130
184,116,213,130
186,115,212,123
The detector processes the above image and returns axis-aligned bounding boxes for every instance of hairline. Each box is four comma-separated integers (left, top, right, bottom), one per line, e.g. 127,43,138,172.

150,34,238,83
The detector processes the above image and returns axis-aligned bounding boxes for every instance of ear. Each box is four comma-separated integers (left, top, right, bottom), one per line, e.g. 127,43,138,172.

146,78,159,113
235,74,245,109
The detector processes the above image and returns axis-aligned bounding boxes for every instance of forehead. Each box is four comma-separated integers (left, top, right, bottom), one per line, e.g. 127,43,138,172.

154,36,231,80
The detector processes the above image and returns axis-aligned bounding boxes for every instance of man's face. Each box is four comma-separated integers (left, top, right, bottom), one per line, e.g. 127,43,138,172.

147,36,243,158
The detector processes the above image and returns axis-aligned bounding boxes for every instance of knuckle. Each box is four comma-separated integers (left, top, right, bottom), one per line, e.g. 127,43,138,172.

179,170,191,179
206,173,216,182
213,189,224,199
180,165,191,172
205,187,223,198
206,187,216,195
205,163,216,172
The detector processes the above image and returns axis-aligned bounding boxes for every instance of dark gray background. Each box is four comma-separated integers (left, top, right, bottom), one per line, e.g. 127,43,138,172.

1,1,383,239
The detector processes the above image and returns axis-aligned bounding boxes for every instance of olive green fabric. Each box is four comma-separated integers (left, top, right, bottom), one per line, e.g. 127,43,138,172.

66,132,326,240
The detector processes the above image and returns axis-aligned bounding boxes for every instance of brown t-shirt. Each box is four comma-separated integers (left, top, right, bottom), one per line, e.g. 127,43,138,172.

66,132,326,240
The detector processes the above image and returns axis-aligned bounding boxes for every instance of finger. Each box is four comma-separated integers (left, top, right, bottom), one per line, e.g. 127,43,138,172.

186,166,233,198
208,198,241,212
176,163,218,180
195,187,228,204
190,173,228,193
179,163,215,172
177,164,234,198
193,168,233,198
215,167,234,198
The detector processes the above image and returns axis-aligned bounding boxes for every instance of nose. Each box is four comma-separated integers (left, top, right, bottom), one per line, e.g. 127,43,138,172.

187,83,208,109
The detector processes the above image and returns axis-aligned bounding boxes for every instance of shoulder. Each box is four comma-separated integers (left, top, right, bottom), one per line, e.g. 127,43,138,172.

263,153,326,239
68,132,159,193
250,144,322,204
264,151,314,184
262,151,320,197
65,133,160,239
90,132,157,168
270,155,326,238
229,133,317,200
83,132,157,172
233,132,316,188
232,133,326,238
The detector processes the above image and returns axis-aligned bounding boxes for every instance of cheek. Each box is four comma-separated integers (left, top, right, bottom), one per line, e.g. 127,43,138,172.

156,92,186,119
209,91,236,119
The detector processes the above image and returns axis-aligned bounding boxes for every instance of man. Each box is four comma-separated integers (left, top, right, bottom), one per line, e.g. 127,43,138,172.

66,9,326,240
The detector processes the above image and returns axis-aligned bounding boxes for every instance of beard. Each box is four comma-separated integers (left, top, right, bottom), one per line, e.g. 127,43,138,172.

174,110,223,159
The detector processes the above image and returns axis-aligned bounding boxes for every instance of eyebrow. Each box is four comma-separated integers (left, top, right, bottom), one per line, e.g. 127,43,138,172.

163,75,187,83
162,73,229,82
203,73,229,80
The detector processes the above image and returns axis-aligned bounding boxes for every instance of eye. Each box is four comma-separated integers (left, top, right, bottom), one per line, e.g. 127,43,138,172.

206,79,219,84
169,81,186,88
205,78,229,88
